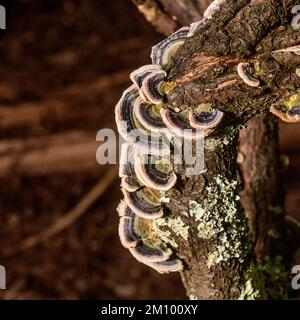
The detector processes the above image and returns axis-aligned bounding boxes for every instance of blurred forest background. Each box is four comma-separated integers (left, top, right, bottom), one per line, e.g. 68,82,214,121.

0,0,299,299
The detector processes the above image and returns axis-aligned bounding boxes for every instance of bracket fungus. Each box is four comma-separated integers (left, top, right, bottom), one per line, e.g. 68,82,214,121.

188,108,224,130
145,259,183,274
119,144,142,192
151,26,190,67
237,62,260,88
118,215,141,248
116,201,182,273
134,151,177,191
115,85,170,155
115,7,228,274
123,187,163,219
187,20,205,37
204,0,227,19
130,64,162,89
140,70,167,105
133,97,169,133
129,245,172,263
160,109,206,139
270,94,300,123
270,105,300,123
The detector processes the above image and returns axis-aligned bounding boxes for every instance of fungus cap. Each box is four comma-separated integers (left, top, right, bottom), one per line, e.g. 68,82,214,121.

151,26,189,66
123,187,163,219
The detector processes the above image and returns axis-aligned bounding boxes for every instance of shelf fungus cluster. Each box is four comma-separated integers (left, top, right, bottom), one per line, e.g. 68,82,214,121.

270,93,300,123
115,10,232,273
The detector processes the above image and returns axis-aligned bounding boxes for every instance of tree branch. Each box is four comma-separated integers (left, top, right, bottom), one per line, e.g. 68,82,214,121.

132,0,297,299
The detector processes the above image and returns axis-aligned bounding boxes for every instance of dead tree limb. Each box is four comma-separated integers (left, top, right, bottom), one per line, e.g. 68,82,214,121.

131,0,299,299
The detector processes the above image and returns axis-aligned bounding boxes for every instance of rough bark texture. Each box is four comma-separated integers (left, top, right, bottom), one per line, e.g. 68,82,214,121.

239,114,286,262
132,0,298,299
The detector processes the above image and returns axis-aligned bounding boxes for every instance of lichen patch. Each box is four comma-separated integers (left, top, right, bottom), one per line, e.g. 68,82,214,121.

153,216,190,248
189,175,250,267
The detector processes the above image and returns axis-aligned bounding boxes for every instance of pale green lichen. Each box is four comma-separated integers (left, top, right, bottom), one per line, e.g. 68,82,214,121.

159,191,171,204
238,262,265,300
238,279,260,300
223,126,237,145
205,137,221,151
189,175,250,268
152,217,190,248
223,125,247,145
152,222,178,248
189,200,205,219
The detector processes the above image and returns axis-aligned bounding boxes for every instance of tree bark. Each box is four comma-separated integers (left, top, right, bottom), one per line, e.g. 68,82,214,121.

132,0,298,299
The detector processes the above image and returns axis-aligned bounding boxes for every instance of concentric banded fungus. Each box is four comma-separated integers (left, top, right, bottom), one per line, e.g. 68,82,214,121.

204,0,227,19
146,259,183,274
140,70,167,104
118,215,140,248
151,26,189,67
115,84,170,155
188,20,205,37
116,203,182,270
160,109,206,139
188,108,224,130
133,97,169,133
291,5,300,14
287,107,300,122
123,187,163,219
237,62,260,87
270,105,300,123
121,176,140,193
130,64,162,89
134,150,177,191
129,244,172,263
117,200,135,217
119,143,142,192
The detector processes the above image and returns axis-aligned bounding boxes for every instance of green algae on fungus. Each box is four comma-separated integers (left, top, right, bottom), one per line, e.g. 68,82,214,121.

189,175,251,267
195,103,213,113
153,217,190,248
282,93,300,110
254,61,263,76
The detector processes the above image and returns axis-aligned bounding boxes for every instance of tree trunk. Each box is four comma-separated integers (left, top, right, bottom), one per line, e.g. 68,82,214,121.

132,0,298,299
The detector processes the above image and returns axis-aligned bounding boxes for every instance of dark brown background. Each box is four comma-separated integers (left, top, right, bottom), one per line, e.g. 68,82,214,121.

0,0,299,299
